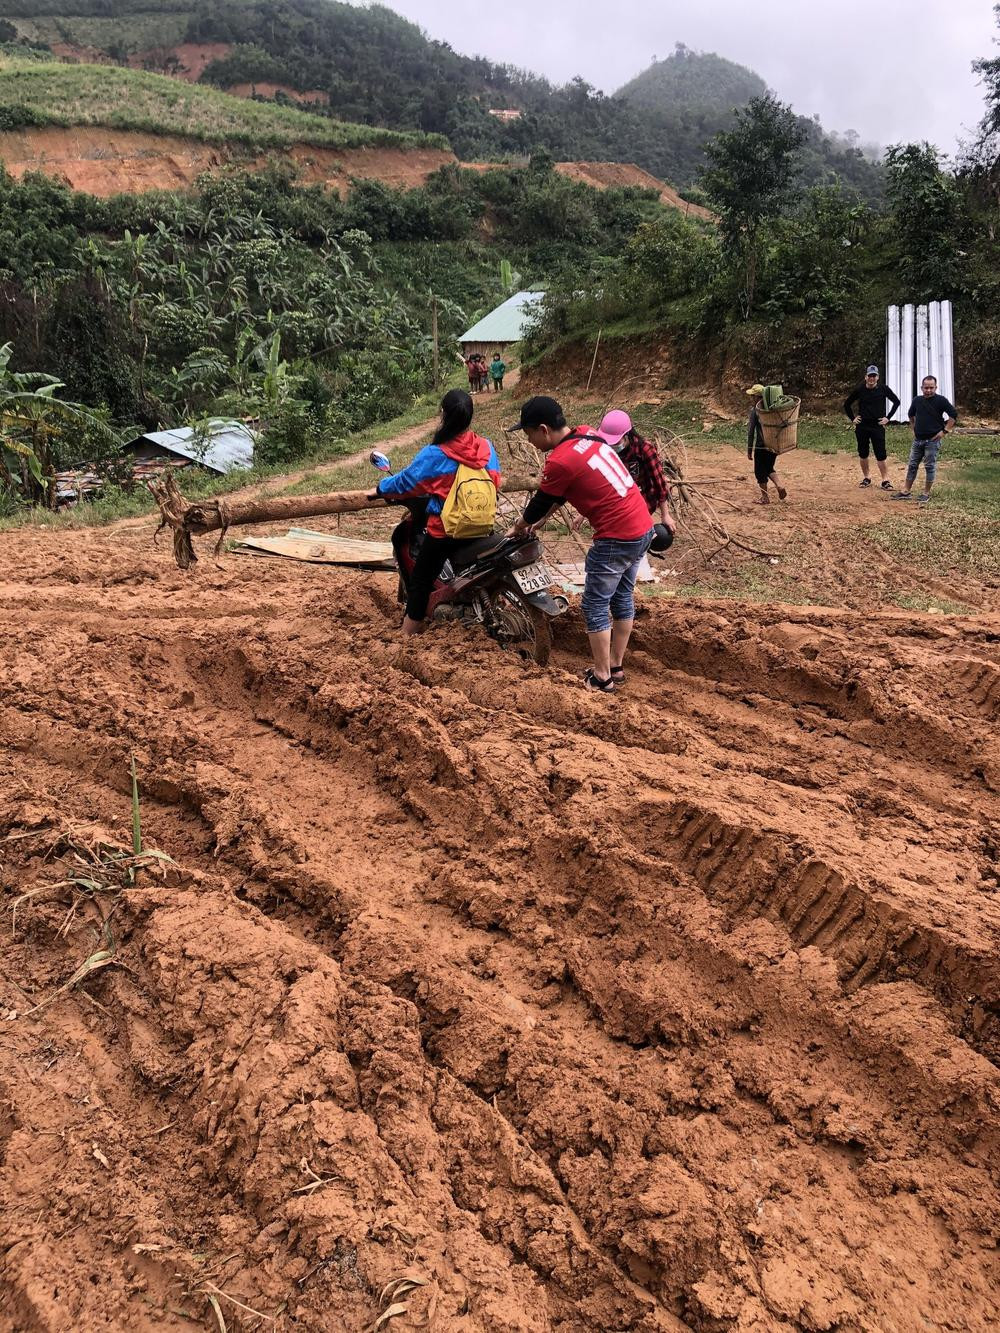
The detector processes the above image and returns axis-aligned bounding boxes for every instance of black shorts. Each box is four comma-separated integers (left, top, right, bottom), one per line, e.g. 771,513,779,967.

753,448,777,486
855,423,887,461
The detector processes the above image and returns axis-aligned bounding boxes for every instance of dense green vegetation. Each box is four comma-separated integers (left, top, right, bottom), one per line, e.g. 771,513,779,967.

0,55,445,147
617,45,766,114
0,0,884,195
0,2,994,521
0,157,664,512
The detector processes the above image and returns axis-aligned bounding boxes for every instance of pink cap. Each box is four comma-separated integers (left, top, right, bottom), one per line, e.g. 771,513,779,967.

598,409,632,447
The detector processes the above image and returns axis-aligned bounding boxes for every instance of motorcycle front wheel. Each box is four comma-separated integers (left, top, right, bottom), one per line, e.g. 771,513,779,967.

484,586,551,666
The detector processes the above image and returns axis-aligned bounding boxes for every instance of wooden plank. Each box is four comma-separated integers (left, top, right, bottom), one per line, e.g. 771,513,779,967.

235,533,394,567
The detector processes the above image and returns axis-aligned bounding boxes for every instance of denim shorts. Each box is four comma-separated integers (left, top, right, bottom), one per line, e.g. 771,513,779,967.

580,530,654,632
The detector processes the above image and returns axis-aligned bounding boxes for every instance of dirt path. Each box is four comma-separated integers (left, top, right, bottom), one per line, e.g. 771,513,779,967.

205,370,523,503
1,491,999,1331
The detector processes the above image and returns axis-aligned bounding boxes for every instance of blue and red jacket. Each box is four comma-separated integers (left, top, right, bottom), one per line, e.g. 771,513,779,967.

376,430,502,538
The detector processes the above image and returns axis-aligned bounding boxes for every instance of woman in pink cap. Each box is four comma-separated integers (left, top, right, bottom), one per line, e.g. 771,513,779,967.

598,410,676,534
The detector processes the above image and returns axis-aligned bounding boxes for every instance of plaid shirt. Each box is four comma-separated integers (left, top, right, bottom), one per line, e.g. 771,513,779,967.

617,433,670,511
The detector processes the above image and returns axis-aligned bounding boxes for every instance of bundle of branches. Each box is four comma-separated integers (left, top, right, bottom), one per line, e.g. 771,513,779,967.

499,401,778,565
647,426,779,563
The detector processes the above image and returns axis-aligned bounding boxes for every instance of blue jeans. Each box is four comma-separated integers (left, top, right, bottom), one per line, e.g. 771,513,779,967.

905,436,942,489
581,531,653,633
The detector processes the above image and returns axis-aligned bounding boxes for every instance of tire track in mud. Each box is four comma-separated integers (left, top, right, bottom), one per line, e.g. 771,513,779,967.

2,529,1000,1330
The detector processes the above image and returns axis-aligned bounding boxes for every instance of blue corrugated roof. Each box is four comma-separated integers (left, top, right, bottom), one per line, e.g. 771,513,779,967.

130,421,256,475
459,291,546,345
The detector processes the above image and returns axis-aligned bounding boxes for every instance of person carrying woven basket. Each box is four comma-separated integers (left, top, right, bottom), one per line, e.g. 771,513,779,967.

746,383,788,505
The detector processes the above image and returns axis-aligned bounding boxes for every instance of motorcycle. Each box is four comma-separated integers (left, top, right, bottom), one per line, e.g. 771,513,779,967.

370,450,567,665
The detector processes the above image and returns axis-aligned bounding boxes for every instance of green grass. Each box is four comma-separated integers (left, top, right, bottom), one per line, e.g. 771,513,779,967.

13,12,191,53
856,509,1000,580
661,564,836,607
0,57,448,150
890,590,976,615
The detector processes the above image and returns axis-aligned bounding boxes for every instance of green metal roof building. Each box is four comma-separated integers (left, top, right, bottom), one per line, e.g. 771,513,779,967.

458,291,546,356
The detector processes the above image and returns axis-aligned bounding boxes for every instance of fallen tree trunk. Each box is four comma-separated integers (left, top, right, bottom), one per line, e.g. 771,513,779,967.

149,471,541,569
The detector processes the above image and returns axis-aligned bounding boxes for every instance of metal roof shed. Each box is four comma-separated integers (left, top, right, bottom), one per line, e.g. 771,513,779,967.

459,291,545,356
125,421,256,475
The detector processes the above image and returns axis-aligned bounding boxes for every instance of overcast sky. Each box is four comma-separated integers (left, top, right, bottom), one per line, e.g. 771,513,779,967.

379,0,993,157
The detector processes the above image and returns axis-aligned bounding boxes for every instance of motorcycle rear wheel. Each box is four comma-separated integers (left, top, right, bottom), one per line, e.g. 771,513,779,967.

486,587,551,666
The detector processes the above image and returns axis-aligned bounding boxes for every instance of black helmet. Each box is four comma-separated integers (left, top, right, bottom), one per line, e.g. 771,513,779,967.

649,522,674,553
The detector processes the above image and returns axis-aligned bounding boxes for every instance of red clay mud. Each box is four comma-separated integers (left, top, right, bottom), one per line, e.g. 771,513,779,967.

1,477,999,1329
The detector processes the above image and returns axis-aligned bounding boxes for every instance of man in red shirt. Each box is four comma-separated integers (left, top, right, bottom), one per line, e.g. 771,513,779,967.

508,396,653,692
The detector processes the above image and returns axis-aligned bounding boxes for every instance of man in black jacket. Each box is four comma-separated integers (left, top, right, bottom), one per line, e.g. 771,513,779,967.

844,364,900,489
892,376,958,504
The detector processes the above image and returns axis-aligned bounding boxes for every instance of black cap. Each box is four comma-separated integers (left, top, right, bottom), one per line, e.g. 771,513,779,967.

508,395,566,432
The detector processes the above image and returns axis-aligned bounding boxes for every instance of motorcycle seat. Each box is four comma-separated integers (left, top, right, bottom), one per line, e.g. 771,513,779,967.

451,534,509,569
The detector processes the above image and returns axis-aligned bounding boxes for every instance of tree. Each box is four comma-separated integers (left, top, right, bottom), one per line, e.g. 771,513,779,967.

884,143,964,298
972,4,1000,159
700,94,807,316
963,3,1000,217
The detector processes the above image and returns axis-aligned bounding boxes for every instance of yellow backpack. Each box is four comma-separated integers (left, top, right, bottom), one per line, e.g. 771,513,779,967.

440,462,497,538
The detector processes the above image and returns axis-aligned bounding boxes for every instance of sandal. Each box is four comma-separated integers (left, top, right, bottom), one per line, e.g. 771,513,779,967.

753,496,770,505
610,665,626,685
859,477,872,488
584,669,615,693
880,480,894,490
776,487,788,501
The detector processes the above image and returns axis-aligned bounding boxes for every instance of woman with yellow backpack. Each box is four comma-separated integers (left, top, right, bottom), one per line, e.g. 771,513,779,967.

367,389,502,636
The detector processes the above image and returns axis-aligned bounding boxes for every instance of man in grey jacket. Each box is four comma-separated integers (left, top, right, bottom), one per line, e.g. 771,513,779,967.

892,376,957,504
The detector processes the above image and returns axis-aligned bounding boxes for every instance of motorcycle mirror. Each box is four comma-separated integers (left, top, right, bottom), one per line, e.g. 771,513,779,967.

369,450,392,472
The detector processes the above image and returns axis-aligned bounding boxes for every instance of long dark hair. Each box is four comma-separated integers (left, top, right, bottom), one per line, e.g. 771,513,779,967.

432,388,474,445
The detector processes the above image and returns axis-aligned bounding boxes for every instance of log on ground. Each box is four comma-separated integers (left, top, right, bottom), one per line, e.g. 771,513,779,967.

148,472,541,569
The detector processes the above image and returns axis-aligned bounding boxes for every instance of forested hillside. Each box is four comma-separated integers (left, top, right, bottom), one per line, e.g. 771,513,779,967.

0,0,884,194
0,155,669,510
618,45,766,114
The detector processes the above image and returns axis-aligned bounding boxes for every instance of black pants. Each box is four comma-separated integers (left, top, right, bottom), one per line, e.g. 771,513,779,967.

855,423,887,461
405,534,473,622
753,447,777,486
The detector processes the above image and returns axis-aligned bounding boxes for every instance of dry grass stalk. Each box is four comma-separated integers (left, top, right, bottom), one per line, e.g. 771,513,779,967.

199,1282,274,1325
292,1157,336,1195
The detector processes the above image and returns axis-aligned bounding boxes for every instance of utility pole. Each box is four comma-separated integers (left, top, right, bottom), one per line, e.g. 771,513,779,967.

431,294,439,389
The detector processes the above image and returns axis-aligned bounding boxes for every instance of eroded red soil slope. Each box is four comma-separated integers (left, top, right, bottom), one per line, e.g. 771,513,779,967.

1,513,998,1331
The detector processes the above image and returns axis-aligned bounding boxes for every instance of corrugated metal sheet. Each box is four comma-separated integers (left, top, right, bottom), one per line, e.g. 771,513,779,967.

459,291,545,347
127,421,256,475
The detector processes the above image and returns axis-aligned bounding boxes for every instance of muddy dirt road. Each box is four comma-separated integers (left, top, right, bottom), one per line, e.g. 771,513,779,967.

1,506,999,1331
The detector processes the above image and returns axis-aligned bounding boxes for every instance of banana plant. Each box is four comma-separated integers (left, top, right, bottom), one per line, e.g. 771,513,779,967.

0,343,124,509
499,258,522,294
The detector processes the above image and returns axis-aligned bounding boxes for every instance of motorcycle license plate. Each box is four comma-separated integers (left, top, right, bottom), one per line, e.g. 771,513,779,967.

513,562,551,595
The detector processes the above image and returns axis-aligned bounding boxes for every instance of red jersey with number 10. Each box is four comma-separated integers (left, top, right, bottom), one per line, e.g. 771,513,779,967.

539,426,652,540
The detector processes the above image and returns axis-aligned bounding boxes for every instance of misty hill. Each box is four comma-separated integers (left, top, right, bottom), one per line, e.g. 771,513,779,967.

617,45,767,117
0,0,883,195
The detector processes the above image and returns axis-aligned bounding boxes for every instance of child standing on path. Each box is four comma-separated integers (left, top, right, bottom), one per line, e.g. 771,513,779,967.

490,351,506,392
